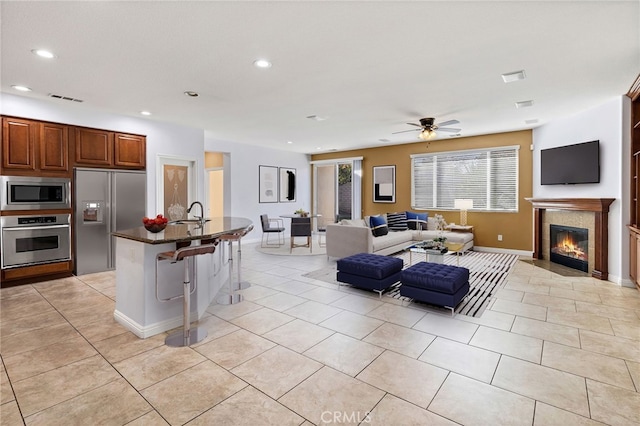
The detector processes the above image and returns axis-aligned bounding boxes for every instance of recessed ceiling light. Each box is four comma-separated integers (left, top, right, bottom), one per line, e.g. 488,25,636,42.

140,111,152,116
501,70,526,83
287,141,293,144
253,59,272,68
184,91,199,97
515,100,534,109
316,147,322,150
11,85,31,92
525,119,539,125
31,49,56,59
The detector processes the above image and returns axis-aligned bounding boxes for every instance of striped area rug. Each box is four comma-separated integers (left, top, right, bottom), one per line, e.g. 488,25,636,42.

388,251,520,317
303,251,520,318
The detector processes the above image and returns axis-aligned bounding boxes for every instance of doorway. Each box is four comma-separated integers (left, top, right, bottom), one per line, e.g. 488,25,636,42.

205,151,229,218
208,169,224,217
313,158,362,226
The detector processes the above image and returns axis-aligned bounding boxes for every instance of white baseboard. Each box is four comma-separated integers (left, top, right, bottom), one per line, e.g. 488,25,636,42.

610,275,635,288
473,246,533,258
114,310,198,339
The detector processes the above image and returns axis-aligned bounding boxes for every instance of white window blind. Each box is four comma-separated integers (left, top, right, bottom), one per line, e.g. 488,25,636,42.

411,146,519,212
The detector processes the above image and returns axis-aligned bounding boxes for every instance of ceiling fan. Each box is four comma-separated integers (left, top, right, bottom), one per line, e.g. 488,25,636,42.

392,117,461,140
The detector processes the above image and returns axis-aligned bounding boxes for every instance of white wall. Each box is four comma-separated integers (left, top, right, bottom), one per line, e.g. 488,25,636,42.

532,96,628,285
1,94,206,213
204,136,311,243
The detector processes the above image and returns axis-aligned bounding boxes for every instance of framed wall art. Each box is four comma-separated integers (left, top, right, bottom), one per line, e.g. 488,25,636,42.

259,165,279,203
279,167,296,202
373,165,395,203
157,155,196,221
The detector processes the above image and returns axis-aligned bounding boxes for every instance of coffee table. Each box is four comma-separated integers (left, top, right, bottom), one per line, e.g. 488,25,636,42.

408,241,465,266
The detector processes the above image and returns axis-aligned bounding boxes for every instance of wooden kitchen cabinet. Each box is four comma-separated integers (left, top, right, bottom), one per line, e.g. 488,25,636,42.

75,128,145,169
630,226,640,289
2,117,70,175
3,115,145,176
75,127,113,166
114,133,146,168
628,74,640,289
2,117,37,172
40,122,69,172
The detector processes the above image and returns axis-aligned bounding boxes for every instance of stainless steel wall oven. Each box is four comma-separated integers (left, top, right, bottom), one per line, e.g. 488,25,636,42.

1,176,71,211
1,214,71,269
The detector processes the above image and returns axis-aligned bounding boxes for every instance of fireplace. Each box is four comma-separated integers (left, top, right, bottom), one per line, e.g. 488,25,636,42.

550,224,588,272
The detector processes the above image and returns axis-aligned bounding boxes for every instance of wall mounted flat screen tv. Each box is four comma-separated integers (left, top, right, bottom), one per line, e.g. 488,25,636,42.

540,140,600,185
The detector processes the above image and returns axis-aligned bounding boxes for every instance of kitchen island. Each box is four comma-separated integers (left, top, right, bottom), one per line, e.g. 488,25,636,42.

112,216,252,338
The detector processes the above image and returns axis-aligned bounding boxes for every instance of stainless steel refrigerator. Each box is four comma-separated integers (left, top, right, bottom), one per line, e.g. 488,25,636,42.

74,168,146,275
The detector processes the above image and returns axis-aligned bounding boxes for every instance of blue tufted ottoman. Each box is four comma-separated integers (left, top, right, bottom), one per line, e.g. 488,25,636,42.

400,262,470,315
336,253,404,298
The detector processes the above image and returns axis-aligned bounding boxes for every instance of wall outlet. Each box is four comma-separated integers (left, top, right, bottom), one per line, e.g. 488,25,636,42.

498,234,503,241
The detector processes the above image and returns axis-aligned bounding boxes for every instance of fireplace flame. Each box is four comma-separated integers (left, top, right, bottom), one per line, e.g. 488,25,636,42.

552,233,587,261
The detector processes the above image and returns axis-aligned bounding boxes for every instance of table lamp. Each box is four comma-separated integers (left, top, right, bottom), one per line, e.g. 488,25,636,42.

454,199,473,226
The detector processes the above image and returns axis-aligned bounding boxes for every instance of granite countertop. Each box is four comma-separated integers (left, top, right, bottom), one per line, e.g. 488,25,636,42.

112,216,253,244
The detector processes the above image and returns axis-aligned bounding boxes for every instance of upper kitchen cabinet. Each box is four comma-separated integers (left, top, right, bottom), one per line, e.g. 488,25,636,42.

1,117,70,176
2,117,36,172
74,127,145,170
40,122,69,172
75,127,113,166
114,133,146,168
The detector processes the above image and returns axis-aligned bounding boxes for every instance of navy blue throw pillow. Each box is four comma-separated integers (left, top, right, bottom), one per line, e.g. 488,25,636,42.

406,211,428,230
369,215,389,237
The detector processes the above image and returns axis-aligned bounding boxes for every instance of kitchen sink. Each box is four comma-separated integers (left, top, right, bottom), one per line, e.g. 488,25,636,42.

169,219,211,225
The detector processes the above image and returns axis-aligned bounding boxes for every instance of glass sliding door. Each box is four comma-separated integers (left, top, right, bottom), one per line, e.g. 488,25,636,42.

337,163,352,220
313,157,362,226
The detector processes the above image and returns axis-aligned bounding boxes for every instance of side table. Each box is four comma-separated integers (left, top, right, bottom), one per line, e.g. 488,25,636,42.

445,224,474,234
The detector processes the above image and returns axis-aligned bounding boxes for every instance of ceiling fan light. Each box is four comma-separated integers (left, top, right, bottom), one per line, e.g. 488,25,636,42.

420,129,435,140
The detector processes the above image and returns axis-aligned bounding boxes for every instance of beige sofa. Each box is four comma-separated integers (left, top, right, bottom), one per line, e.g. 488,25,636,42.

326,217,474,259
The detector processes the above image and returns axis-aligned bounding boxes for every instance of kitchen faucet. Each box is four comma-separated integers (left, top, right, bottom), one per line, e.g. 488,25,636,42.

186,201,205,226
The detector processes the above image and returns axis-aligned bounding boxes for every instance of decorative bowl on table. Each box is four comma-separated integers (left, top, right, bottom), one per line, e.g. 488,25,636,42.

143,214,168,233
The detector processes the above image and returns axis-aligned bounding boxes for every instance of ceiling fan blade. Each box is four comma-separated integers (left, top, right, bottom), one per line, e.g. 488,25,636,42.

437,127,462,133
437,119,460,127
406,122,423,127
392,129,420,134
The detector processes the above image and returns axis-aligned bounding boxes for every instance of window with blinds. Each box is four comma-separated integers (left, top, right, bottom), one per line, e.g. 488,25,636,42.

411,146,519,212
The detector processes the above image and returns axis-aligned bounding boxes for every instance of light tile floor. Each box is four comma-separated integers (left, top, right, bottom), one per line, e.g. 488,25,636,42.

1,244,640,425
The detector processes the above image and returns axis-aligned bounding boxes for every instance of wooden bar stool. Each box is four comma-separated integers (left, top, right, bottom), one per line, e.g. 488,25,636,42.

216,225,254,305
156,241,217,347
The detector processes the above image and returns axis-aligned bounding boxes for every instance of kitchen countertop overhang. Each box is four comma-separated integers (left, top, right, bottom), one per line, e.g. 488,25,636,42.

112,216,253,244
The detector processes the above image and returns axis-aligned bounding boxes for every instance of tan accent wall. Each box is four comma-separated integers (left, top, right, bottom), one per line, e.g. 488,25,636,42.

311,130,533,251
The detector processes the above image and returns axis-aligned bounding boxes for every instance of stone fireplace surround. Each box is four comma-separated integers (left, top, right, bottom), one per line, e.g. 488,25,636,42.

526,198,615,280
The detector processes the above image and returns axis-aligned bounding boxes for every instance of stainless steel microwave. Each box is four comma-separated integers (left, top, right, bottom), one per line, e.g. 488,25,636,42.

1,176,71,211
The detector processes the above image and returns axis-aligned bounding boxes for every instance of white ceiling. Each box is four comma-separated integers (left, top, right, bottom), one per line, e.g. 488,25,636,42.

1,1,638,154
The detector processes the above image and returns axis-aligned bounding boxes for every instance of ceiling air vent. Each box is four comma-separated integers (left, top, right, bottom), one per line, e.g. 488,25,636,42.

48,93,84,103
